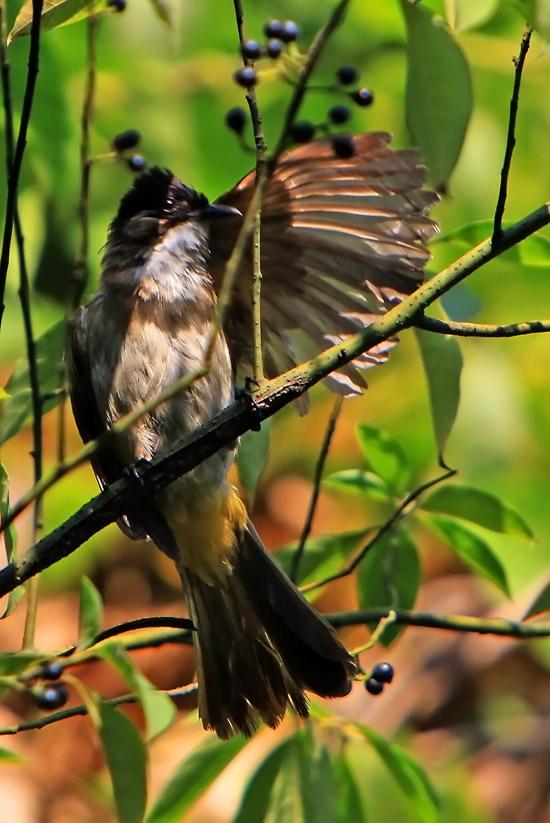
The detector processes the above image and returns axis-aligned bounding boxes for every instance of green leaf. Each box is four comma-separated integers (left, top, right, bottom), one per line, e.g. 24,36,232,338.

356,529,420,646
0,748,24,763
333,752,366,823
234,738,294,823
236,418,272,504
0,320,65,445
357,723,440,823
433,220,550,266
145,733,250,823
523,580,550,619
97,699,147,823
78,577,103,647
415,327,463,462
511,0,550,40
298,729,335,823
426,515,510,595
8,0,112,43
276,529,367,590
323,469,393,502
265,736,303,823
0,651,44,676
97,643,175,741
0,462,22,618
444,0,499,31
422,484,533,539
402,0,472,189
356,424,410,494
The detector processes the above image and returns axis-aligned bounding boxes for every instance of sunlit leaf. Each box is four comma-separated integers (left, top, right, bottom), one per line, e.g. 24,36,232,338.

511,0,550,40
78,576,103,647
148,0,175,27
422,484,533,539
356,529,420,646
145,734,250,823
0,748,24,763
356,424,410,494
97,699,147,823
276,529,367,591
0,320,65,445
0,651,43,676
333,752,366,823
426,514,511,595
402,0,472,189
0,462,22,618
237,418,272,505
298,730,335,823
323,469,393,502
98,643,175,740
433,220,550,266
8,0,111,44
234,738,294,823
265,735,303,823
445,0,499,31
357,723,440,823
415,328,463,463
524,580,550,619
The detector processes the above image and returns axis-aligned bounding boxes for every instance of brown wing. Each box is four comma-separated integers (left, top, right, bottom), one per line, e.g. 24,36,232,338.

68,308,147,540
211,132,438,401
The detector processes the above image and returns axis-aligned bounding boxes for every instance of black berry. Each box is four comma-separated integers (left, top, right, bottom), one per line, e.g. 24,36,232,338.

336,65,359,86
371,662,394,684
266,39,283,59
290,121,316,144
264,19,284,39
107,0,126,12
111,129,141,153
351,88,374,107
234,67,257,88
328,105,351,125
39,661,64,681
332,134,355,159
35,684,69,710
126,155,146,172
225,107,247,134
241,40,262,61
365,678,384,696
280,20,300,43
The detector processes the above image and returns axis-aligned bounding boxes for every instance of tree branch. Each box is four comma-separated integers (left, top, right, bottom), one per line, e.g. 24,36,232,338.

415,315,550,338
1,202,549,597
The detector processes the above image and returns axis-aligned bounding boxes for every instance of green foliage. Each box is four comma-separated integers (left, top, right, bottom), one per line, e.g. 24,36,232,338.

356,423,411,494
421,483,534,538
78,576,104,647
236,418,272,504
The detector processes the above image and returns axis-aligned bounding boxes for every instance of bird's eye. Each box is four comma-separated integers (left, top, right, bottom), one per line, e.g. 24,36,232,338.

165,197,174,209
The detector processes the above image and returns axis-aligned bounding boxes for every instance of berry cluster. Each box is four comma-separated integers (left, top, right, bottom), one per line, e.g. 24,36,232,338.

31,661,70,711
111,129,146,172
234,19,301,89
364,661,394,696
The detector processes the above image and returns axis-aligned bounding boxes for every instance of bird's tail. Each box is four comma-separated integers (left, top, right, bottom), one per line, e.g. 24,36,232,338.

179,521,356,739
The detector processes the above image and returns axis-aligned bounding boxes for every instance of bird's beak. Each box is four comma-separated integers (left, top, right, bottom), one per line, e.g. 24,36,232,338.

198,203,242,220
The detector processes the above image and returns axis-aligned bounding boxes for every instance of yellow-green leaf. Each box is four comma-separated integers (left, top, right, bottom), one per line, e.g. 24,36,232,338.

8,0,111,44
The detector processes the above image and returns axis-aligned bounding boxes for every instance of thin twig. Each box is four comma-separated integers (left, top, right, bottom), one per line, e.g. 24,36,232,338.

0,684,198,736
301,468,456,593
415,315,550,337
251,209,264,380
291,396,343,582
0,203,549,585
0,0,44,327
493,27,532,240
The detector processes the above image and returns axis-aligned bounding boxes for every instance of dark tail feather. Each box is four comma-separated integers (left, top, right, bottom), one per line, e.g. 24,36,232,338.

179,522,356,739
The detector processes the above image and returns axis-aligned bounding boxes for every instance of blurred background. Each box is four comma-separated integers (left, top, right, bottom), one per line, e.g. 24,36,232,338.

0,0,549,820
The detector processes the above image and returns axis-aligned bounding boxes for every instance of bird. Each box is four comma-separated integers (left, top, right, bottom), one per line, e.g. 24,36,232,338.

68,131,438,739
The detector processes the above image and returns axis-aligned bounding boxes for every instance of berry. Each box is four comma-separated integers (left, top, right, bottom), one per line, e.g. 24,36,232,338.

35,684,69,710
264,19,284,39
225,107,247,134
290,121,316,143
234,67,257,88
365,678,384,696
280,20,300,43
328,105,351,125
371,662,394,684
336,65,359,86
126,155,146,172
107,0,126,12
39,661,64,681
332,134,355,159
111,129,141,153
242,40,262,61
351,88,374,107
266,39,283,59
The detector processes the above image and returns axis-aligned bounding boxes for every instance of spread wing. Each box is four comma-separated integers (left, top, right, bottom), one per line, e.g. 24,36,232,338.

211,132,438,403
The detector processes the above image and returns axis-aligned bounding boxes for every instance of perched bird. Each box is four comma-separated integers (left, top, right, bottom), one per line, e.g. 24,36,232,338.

68,132,438,738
